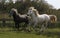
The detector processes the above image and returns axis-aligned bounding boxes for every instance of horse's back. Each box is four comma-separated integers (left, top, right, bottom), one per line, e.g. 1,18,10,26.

38,14,50,22
19,14,27,18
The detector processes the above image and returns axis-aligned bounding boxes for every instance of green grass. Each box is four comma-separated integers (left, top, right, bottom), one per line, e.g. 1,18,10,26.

0,28,60,38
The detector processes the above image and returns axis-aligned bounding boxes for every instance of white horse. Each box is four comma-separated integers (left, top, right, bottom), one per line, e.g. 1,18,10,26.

27,7,57,33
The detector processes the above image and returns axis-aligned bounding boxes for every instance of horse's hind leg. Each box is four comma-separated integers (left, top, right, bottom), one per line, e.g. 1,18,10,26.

39,22,48,34
45,22,48,29
35,24,44,35
40,24,45,32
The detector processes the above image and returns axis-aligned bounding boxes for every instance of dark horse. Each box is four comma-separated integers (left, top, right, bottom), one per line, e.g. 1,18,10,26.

9,8,30,31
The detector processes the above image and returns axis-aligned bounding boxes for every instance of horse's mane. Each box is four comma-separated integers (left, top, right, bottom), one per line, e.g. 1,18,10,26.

11,8,19,15
11,8,27,18
32,9,39,16
11,8,23,17
29,7,35,10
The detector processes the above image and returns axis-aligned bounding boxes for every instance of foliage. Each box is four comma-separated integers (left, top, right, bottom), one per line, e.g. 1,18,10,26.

0,0,53,13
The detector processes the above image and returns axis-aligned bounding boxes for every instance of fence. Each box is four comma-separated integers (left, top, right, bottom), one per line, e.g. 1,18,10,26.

0,18,60,28
0,18,15,27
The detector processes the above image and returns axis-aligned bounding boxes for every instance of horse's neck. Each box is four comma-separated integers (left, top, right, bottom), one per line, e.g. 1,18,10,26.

13,13,18,19
18,14,27,18
37,13,40,16
31,14,37,20
35,11,40,17
15,12,21,17
31,12,39,19
13,12,20,17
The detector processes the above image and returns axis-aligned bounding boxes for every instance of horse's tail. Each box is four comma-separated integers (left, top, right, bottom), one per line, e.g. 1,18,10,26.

49,15,57,23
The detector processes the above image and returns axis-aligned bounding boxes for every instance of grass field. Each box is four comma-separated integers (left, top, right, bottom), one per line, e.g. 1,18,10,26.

0,28,60,38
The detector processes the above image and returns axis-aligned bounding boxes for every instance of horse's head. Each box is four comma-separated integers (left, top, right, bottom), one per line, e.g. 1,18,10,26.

27,7,39,17
27,7,34,16
9,8,18,17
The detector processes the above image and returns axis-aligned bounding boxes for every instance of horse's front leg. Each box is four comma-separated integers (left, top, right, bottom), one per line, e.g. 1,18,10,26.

27,22,33,32
17,24,20,31
33,22,38,32
15,22,19,31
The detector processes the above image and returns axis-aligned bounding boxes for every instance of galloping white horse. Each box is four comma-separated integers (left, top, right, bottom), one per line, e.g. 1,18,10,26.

27,7,57,32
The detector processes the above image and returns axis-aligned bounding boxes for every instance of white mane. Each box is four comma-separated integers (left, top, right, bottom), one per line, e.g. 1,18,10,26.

32,9,39,16
29,7,35,10
11,8,27,18
11,8,19,15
